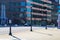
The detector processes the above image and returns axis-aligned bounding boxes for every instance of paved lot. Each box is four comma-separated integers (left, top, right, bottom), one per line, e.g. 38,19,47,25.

0,27,60,40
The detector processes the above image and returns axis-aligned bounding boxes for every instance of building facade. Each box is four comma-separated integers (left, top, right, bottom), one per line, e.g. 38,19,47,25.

0,0,59,26
26,0,59,26
26,0,53,26
0,0,27,26
49,0,59,26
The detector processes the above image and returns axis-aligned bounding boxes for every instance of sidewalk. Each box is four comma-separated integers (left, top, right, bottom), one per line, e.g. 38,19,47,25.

0,27,60,40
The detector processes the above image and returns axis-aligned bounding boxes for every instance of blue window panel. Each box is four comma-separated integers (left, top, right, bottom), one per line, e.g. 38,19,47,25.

27,8,31,12
55,0,59,2
27,2,31,6
15,3,20,6
27,14,31,17
58,10,60,12
15,8,20,12
20,2,25,6
58,6,60,8
20,8,25,12
30,0,32,1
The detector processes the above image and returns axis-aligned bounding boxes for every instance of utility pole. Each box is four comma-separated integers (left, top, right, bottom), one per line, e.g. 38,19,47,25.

30,7,33,31
9,20,12,36
45,11,47,29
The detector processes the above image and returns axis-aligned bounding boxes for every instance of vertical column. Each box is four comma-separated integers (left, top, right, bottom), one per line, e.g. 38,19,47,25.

57,14,60,29
1,3,6,25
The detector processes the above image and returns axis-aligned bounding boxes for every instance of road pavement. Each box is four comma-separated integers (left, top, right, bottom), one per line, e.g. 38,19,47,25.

0,27,60,40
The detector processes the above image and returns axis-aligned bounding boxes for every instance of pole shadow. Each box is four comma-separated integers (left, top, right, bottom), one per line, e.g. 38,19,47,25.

33,31,53,36
11,35,21,40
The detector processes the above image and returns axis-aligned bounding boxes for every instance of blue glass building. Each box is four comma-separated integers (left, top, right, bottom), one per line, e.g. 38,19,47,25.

0,0,59,26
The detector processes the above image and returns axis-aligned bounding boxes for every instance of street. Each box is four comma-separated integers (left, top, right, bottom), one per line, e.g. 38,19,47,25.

0,26,60,40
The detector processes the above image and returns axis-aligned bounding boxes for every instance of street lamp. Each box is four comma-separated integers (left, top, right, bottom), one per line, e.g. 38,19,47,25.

30,7,33,31
9,20,12,36
45,11,47,29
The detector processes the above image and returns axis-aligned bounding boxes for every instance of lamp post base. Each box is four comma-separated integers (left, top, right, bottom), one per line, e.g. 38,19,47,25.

30,29,33,31
45,26,47,29
9,32,12,36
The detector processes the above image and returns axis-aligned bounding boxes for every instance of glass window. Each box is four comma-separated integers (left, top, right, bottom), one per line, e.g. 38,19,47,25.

20,2,26,6
27,14,31,17
32,0,43,4
27,2,31,6
15,3,20,6
20,8,26,12
58,10,60,12
33,0,38,2
9,2,20,6
19,14,23,17
9,8,20,12
9,8,15,12
58,6,60,8
15,8,20,12
27,8,31,12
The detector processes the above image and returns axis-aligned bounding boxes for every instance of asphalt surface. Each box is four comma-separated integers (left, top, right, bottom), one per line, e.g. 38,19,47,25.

0,27,60,40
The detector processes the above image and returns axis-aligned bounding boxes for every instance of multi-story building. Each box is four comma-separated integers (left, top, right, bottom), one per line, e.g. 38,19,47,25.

26,0,59,26
0,0,59,26
49,0,59,26
0,0,27,26
26,0,53,26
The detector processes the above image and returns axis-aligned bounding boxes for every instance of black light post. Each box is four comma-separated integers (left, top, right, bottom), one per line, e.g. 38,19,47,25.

30,7,32,31
9,20,12,36
45,11,47,29
45,23,47,29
